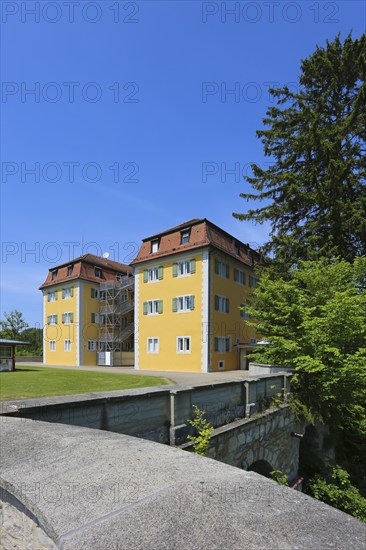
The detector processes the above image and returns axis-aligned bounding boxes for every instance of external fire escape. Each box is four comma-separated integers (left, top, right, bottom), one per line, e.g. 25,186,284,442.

98,274,134,352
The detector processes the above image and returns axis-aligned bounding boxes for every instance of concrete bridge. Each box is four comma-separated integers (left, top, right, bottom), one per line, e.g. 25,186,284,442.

2,373,303,481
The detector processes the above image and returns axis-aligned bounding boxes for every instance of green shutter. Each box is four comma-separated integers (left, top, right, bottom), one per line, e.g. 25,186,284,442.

214,295,219,310
62,314,65,324
70,313,74,323
214,259,219,274
55,315,58,324
143,302,148,315
172,298,178,312
47,315,51,325
226,337,230,352
214,337,218,352
172,263,178,277
143,270,148,283
55,291,58,300
62,288,65,299
91,313,95,323
47,293,50,302
190,259,196,274
189,295,195,310
157,300,163,314
91,288,94,298
226,264,230,278
226,298,229,313
71,287,74,297
158,266,164,280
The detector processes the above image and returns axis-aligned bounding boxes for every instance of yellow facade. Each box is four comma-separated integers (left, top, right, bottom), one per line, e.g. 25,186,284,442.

135,247,258,373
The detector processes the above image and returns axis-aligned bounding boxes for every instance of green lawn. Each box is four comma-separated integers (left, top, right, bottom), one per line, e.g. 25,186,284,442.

0,366,172,401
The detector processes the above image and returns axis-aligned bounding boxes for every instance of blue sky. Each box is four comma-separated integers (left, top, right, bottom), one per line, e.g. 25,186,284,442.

1,0,365,326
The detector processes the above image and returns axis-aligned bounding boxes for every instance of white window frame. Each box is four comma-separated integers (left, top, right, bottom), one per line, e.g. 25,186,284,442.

49,340,56,352
151,240,159,253
62,287,73,300
88,340,97,352
181,231,190,244
49,314,57,325
63,312,73,324
177,295,194,312
147,337,159,353
48,291,57,302
177,260,191,277
177,336,191,354
147,300,160,315
148,267,159,282
64,339,72,352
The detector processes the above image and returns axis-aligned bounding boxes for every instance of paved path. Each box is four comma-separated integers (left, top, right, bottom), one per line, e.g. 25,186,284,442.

16,362,251,386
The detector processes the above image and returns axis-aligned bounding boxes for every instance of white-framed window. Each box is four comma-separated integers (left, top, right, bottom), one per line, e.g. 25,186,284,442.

91,288,99,299
62,287,74,299
249,275,258,288
214,336,231,353
67,265,73,276
147,337,159,353
240,304,250,320
181,230,190,244
49,340,56,352
172,295,195,312
218,360,225,369
151,239,159,253
47,314,58,325
64,339,72,352
143,299,163,315
88,340,97,351
177,336,191,353
234,268,246,285
47,291,57,302
173,259,196,277
214,259,229,278
62,312,73,324
214,295,229,313
144,266,163,283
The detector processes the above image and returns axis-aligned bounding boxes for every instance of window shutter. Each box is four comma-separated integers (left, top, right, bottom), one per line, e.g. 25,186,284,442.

189,295,195,310
214,295,219,310
70,313,74,323
55,291,58,300
55,315,58,324
226,298,230,313
214,337,218,352
214,259,219,274
91,313,95,323
158,266,164,280
172,263,178,277
190,259,196,274
62,288,65,299
172,298,178,312
62,314,65,324
143,270,148,283
143,302,148,315
233,268,237,282
47,315,51,325
157,300,163,314
48,293,50,302
71,287,74,297
91,288,94,298
226,264,230,278
226,337,230,352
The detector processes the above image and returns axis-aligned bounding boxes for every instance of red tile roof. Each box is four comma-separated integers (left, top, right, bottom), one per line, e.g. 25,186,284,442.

131,219,261,267
39,254,132,290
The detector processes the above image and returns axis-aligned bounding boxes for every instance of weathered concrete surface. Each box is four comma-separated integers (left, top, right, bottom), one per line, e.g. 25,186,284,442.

1,418,365,549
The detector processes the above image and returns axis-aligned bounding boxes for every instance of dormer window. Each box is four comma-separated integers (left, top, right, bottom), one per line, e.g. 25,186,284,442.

151,239,159,253
51,270,57,281
67,265,73,276
181,230,190,244
94,267,102,278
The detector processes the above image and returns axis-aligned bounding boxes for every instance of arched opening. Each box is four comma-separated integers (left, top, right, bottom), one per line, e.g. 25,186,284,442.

247,460,273,478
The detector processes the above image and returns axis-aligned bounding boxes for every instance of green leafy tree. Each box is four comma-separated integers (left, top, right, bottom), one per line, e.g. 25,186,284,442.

233,33,366,273
0,310,29,340
308,464,366,523
187,405,213,457
19,327,43,356
245,257,366,437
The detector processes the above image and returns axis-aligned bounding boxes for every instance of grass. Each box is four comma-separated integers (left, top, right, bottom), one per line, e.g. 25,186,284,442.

0,366,173,401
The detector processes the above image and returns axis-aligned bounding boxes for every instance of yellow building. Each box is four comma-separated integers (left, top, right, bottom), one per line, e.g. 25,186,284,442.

40,254,134,366
132,219,261,372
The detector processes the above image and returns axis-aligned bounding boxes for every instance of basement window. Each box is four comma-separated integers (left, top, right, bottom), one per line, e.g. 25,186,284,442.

218,360,225,369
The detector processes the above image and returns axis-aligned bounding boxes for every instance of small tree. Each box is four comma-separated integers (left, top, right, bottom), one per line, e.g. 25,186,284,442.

0,310,28,340
187,405,213,457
